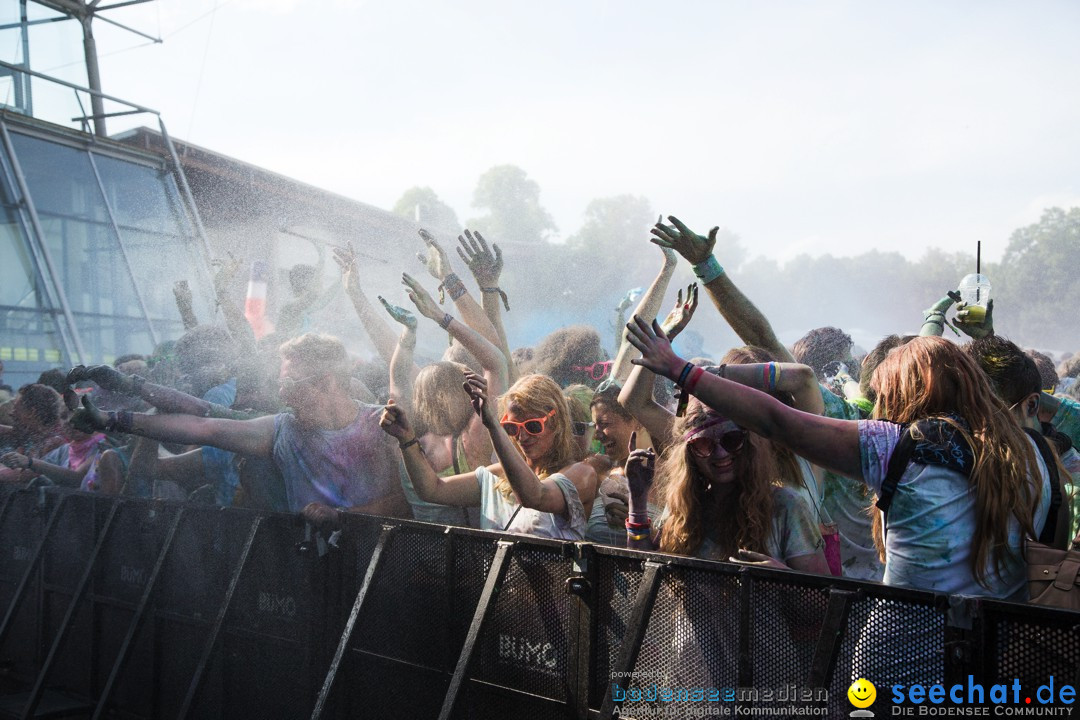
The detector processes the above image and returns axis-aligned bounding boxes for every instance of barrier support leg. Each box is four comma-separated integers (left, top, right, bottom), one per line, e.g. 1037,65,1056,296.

0,495,66,648
90,508,184,720
19,500,120,720
437,540,515,720
310,524,396,720
598,561,663,720
177,516,261,720
807,588,858,688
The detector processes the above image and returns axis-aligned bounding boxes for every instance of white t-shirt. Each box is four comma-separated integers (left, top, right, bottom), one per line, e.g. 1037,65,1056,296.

475,465,588,540
858,420,1051,599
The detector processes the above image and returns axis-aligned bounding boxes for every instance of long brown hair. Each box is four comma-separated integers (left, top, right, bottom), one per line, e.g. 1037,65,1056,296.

870,336,1042,585
655,402,777,557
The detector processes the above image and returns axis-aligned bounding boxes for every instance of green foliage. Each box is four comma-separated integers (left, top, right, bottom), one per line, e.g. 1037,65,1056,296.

995,207,1080,349
468,165,557,244
392,187,460,235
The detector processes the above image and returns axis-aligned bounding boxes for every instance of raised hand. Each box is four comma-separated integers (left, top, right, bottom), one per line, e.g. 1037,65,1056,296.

616,287,643,313
1,452,30,471
67,364,133,394
456,229,503,287
377,296,417,329
332,243,360,293
624,431,656,498
660,283,699,341
173,279,193,309
650,215,717,265
378,400,413,440
211,251,243,296
730,549,790,570
400,273,443,322
954,298,995,340
417,228,452,281
625,316,683,379
301,502,341,531
461,371,495,425
71,395,111,434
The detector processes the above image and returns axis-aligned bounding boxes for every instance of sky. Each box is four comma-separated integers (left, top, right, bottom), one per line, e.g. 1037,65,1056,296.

8,0,1080,264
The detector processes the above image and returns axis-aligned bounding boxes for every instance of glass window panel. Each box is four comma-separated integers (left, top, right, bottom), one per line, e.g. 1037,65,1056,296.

0,307,66,389
93,153,194,235
8,131,108,221
0,206,40,308
114,228,216,335
37,215,146,322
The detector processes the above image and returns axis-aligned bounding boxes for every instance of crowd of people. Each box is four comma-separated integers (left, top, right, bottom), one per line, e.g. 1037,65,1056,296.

2,217,1079,613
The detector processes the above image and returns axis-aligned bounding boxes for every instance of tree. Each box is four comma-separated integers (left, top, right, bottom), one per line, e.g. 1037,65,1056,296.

995,207,1080,349
392,187,460,235
468,165,556,245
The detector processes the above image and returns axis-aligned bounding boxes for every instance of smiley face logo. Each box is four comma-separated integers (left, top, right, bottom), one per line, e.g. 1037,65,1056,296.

847,678,876,708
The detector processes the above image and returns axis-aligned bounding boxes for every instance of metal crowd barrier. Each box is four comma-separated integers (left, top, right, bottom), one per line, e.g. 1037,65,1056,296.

0,486,1077,719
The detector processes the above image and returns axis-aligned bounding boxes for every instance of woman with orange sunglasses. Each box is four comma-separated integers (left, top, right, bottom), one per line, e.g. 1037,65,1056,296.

380,373,598,539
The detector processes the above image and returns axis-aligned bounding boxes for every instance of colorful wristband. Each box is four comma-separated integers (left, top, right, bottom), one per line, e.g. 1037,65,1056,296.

692,255,725,284
684,366,706,394
676,362,694,386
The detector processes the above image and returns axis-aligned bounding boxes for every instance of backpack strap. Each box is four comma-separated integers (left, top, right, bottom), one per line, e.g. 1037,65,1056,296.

875,425,917,539
1022,427,1061,545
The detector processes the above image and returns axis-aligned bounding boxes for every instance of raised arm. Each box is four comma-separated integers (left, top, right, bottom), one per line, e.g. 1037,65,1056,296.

416,229,503,350
618,284,699,449
378,296,418,409
378,400,480,506
625,316,862,481
210,254,257,354
610,244,678,384
652,216,793,362
66,365,261,420
402,272,509,393
456,230,518,381
919,295,956,337
334,243,401,367
72,396,276,458
719,361,825,416
172,280,200,331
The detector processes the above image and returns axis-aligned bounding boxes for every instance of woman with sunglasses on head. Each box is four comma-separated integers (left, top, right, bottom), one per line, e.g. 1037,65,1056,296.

381,373,597,539
623,394,829,573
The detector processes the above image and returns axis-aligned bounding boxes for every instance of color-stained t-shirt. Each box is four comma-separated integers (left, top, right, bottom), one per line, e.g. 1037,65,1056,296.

272,402,401,512
859,419,1050,599
476,465,587,540
690,486,824,564
819,385,885,581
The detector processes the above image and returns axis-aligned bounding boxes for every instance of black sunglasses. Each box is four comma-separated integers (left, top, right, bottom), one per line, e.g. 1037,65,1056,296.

688,430,748,458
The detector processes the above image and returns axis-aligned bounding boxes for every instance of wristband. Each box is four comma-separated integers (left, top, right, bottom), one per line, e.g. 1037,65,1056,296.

480,286,511,311
398,437,420,451
625,519,652,530
26,457,34,472
114,410,134,434
438,313,453,330
676,362,694,386
684,367,706,395
440,273,467,302
692,255,725,284
626,531,651,541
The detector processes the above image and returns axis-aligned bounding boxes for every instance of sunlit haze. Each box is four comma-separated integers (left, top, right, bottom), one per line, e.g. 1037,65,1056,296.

13,0,1080,263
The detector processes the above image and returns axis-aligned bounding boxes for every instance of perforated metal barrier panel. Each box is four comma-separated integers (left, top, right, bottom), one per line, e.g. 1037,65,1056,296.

0,487,1076,719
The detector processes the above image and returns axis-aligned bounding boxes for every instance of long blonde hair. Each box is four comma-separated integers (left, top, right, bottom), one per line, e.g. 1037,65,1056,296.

870,336,1041,585
494,374,582,497
656,403,777,557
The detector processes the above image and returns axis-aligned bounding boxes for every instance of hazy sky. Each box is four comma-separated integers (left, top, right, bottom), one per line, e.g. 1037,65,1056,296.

13,0,1080,263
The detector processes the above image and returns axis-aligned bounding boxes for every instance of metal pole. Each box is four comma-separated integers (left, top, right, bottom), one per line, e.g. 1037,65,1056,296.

79,11,107,137
0,58,158,115
0,119,87,362
158,118,215,265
